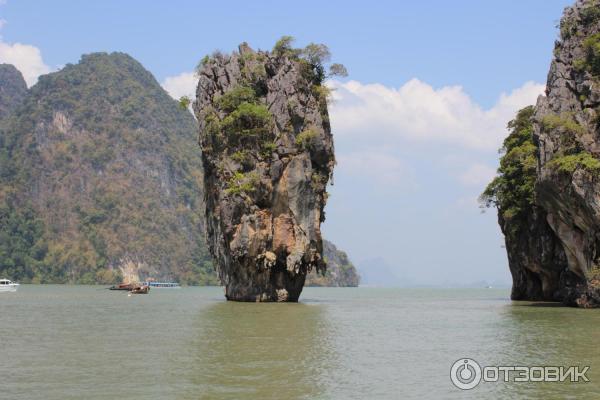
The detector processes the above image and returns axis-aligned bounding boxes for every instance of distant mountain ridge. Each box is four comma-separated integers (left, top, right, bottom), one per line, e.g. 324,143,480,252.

357,257,410,287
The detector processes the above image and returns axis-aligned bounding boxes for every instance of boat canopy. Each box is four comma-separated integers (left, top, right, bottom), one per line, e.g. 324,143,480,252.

145,282,180,287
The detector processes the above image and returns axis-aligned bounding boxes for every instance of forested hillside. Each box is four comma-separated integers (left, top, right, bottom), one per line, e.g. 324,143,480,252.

0,53,215,284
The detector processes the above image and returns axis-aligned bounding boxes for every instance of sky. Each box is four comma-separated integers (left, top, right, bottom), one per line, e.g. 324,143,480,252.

0,0,575,286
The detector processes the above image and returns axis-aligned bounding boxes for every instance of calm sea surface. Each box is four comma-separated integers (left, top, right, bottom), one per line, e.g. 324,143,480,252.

1,285,599,399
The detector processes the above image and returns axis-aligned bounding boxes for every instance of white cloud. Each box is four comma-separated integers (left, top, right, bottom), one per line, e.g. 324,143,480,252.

0,40,51,87
459,163,497,186
0,15,51,86
161,71,197,100
328,79,544,151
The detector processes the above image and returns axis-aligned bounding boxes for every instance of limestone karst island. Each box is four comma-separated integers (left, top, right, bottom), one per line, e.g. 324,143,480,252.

196,41,338,301
1,0,599,398
482,1,600,308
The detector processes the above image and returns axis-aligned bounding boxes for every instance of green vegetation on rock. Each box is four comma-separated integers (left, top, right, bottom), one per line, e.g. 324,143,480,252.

231,150,249,163
295,128,318,148
560,1,600,40
584,32,600,76
225,171,259,196
215,86,257,112
178,96,191,110
574,32,600,76
540,113,586,135
539,113,599,174
580,1,600,26
221,101,272,137
480,106,537,223
272,36,300,59
548,151,600,174
203,84,273,147
271,36,347,84
540,113,586,154
560,16,577,40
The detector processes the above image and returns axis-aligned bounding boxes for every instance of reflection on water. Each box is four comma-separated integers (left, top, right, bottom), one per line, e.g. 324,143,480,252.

182,301,332,400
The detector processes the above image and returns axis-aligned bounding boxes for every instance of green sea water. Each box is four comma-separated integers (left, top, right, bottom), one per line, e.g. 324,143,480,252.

1,285,599,399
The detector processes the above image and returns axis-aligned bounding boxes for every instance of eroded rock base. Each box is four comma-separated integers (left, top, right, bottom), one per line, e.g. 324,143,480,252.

224,269,306,302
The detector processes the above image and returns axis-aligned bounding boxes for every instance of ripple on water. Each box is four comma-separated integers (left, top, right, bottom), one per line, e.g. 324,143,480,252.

1,286,599,399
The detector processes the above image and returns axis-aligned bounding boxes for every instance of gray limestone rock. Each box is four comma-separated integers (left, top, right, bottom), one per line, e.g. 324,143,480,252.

502,0,600,307
194,43,335,301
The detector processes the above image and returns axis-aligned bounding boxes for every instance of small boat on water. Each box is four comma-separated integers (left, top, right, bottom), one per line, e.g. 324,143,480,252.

144,281,180,289
0,279,19,292
109,283,135,291
130,284,150,294
109,282,150,294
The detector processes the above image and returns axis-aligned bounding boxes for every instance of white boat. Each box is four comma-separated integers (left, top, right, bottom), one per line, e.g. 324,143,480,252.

0,279,19,292
144,281,180,289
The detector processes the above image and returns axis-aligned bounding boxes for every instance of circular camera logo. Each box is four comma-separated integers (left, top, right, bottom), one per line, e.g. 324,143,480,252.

450,358,482,390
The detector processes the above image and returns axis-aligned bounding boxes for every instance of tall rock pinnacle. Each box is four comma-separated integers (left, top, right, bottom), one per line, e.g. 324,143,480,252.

194,40,337,301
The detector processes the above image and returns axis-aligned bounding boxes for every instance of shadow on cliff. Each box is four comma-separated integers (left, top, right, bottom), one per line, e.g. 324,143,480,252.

180,301,335,399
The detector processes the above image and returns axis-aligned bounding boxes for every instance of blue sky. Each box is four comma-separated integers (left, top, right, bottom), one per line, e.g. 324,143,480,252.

0,0,574,285
1,0,569,105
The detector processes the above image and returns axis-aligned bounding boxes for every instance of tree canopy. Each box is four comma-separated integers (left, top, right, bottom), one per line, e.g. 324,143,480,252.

480,106,537,224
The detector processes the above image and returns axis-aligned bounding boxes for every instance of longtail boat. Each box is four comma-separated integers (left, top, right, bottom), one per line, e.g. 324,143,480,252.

130,284,150,294
109,283,135,291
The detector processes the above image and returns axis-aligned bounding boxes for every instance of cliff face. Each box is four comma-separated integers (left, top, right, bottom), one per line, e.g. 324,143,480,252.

486,0,600,307
306,240,360,287
0,64,27,121
533,0,600,307
0,53,216,284
195,43,335,301
498,201,569,302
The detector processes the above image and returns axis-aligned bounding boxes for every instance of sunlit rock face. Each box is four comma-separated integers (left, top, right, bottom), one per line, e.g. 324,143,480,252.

194,43,335,302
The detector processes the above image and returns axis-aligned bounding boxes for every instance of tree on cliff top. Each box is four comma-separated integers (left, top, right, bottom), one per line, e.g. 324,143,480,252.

480,106,537,225
272,36,348,83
